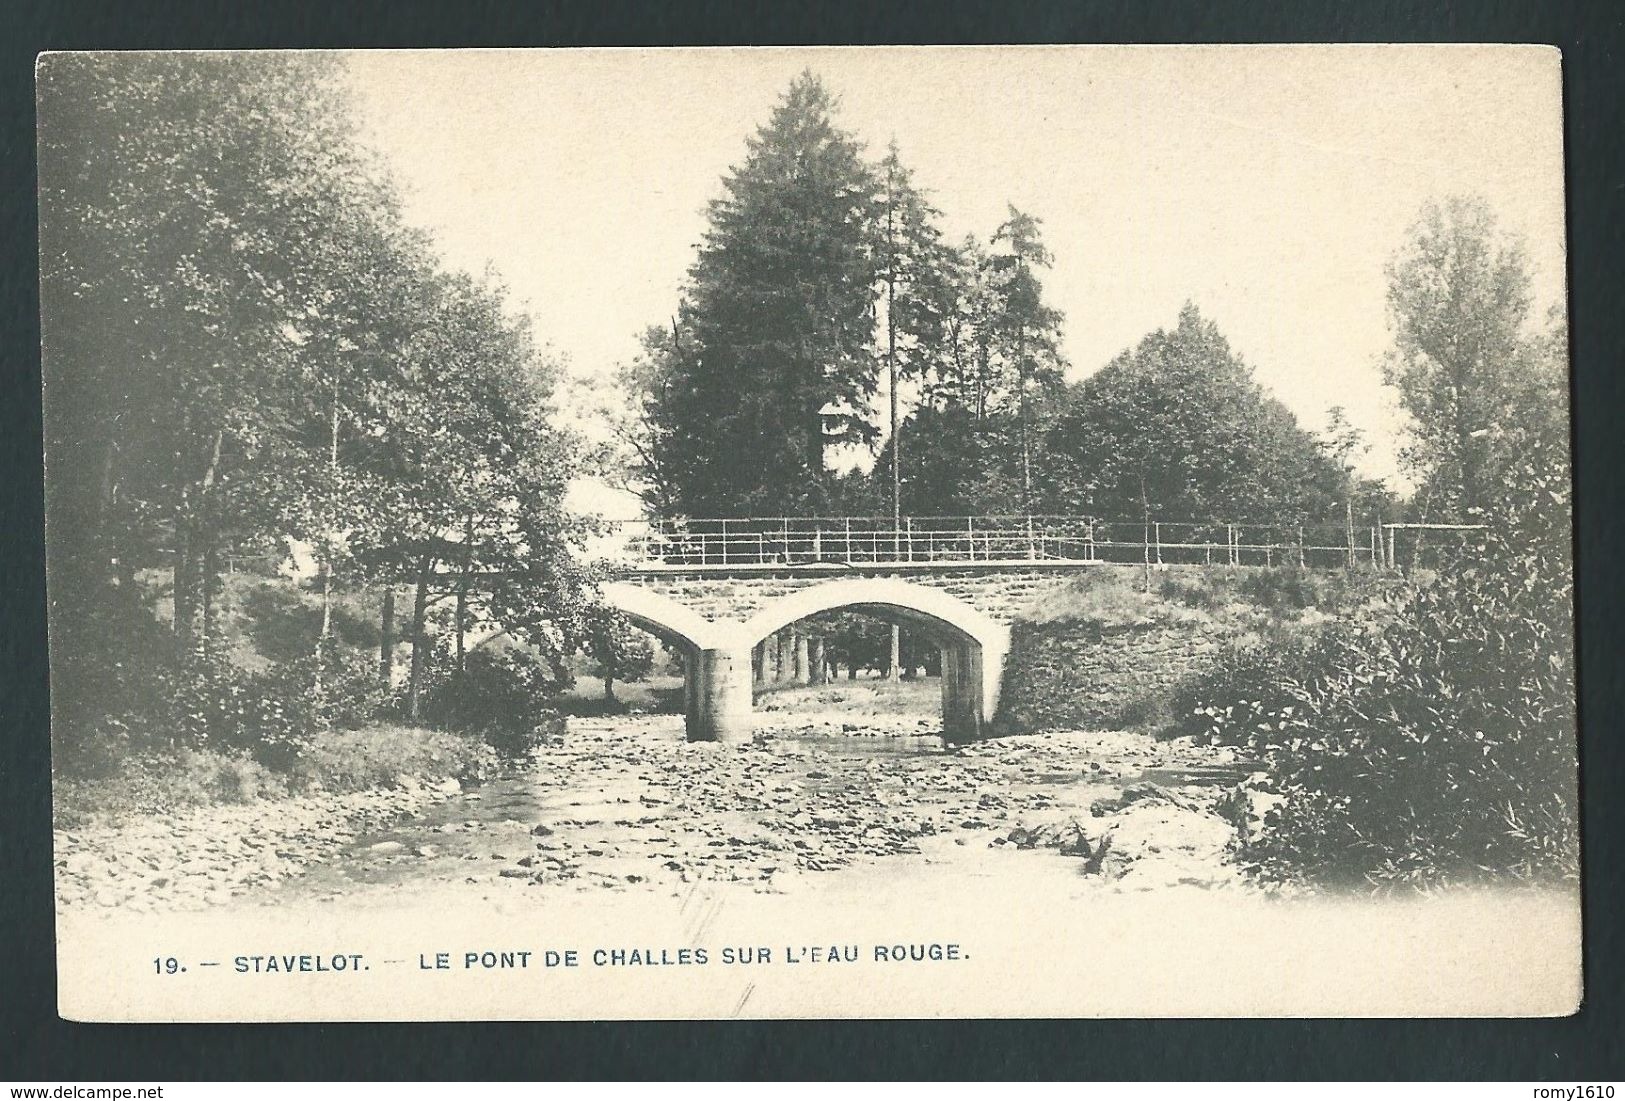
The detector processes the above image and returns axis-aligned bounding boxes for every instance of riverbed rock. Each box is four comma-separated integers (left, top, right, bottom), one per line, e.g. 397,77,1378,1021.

56,708,1250,912
1213,772,1286,843
1089,781,1201,817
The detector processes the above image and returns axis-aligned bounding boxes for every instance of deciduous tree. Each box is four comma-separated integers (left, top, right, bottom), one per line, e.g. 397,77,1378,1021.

1383,195,1566,520
1042,303,1347,522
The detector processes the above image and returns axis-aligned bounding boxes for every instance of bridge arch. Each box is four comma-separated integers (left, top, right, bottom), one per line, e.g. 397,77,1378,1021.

599,582,752,742
599,582,731,653
599,577,1008,744
738,577,1002,652
741,578,1009,744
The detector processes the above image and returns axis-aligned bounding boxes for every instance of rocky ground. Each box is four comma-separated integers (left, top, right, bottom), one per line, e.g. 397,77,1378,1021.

53,775,463,912
55,684,1260,912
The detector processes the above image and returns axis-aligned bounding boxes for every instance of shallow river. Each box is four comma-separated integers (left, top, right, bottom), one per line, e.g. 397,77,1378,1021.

251,709,1253,907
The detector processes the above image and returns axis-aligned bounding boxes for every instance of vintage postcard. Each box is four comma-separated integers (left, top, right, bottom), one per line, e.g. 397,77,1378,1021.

39,45,1579,1021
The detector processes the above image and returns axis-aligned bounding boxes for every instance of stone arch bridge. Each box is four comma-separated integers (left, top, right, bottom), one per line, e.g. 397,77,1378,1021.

604,564,1092,745
599,513,1383,744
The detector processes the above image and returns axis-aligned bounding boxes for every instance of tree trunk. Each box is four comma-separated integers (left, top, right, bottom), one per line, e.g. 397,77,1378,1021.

97,436,119,585
455,515,474,672
794,632,810,684
174,426,225,666
314,383,339,719
808,637,827,686
201,542,218,658
315,554,332,709
379,586,395,683
808,404,826,507
887,189,902,557
454,582,467,672
408,553,432,722
1345,497,1356,570
777,632,796,687
1140,477,1153,593
603,674,615,702
1020,379,1032,513
1452,365,1479,520
887,625,901,683
1015,306,1032,516
173,487,198,664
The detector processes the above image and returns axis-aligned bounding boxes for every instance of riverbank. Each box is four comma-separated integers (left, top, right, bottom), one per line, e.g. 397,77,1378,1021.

56,692,1259,914
54,772,466,912
54,699,1583,1020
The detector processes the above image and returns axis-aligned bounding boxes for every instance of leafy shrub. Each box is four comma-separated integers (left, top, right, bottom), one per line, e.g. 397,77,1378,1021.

50,585,182,775
171,644,391,769
260,648,393,735
1235,566,1327,613
1158,565,1380,618
1212,439,1577,887
419,646,562,756
1029,570,1206,631
1167,624,1345,752
238,581,386,664
298,723,498,792
582,607,656,699
1156,572,1232,614
171,645,286,753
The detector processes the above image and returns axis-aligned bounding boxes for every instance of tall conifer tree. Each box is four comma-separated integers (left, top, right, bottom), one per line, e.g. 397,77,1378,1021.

660,72,881,515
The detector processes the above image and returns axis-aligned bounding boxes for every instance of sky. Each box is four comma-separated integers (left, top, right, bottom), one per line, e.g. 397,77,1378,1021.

344,45,1567,506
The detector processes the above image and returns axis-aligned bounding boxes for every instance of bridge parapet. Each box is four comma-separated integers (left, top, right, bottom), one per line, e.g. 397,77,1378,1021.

611,514,1392,572
611,565,1091,627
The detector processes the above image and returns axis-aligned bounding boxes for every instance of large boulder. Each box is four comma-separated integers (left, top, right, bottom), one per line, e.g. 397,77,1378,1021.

1001,818,1098,858
1213,771,1285,843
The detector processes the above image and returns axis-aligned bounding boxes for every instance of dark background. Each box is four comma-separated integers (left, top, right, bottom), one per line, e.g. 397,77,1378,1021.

2,0,1620,1081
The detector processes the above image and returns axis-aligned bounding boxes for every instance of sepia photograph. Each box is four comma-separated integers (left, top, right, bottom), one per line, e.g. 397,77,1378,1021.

37,44,1579,1021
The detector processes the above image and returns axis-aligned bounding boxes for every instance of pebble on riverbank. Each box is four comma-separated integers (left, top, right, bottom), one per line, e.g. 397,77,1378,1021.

56,712,1254,912
54,776,464,913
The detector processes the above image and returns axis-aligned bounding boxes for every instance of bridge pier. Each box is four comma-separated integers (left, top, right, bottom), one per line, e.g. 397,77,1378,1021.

682,645,754,743
942,633,1001,746
604,575,1012,748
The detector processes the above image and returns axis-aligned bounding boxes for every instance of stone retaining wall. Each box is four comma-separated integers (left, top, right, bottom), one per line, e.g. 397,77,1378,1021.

994,619,1222,735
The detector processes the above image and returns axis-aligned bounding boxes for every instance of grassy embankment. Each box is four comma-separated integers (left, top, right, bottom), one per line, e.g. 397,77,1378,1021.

54,570,501,830
994,564,1388,736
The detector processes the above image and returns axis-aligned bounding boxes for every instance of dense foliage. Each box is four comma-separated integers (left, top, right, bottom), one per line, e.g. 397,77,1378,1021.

1041,304,1351,521
614,74,1071,521
1178,421,1574,887
40,53,593,796
1159,195,1577,889
419,647,568,757
582,608,657,702
1383,196,1568,522
641,73,882,516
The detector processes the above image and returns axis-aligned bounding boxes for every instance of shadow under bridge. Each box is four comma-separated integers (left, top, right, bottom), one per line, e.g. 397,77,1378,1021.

599,578,1009,745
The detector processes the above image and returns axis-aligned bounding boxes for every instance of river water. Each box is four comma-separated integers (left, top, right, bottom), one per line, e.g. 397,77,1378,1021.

249,705,1254,908
52,693,1585,1020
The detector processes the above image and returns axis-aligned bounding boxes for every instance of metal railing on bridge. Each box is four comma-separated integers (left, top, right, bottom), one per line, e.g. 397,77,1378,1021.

612,515,1477,571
